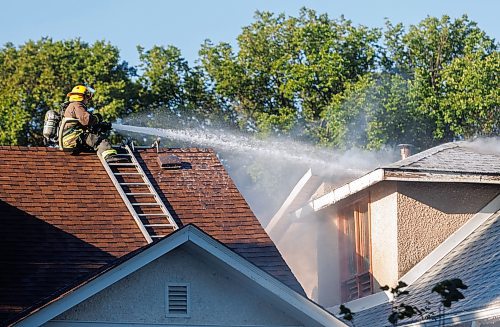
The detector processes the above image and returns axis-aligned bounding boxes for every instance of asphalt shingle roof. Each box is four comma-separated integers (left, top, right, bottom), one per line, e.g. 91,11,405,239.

383,141,500,174
353,211,500,327
0,146,303,324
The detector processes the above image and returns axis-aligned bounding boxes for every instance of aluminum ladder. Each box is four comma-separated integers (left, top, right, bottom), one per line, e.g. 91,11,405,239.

98,144,179,243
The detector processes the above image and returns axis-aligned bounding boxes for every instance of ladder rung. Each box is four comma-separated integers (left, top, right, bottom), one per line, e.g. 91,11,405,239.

120,182,148,186
126,192,155,196
108,163,137,166
138,213,168,216
100,144,179,244
114,172,143,176
144,224,174,227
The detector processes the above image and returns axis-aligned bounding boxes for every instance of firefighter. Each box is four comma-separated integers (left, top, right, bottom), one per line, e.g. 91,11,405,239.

61,85,120,162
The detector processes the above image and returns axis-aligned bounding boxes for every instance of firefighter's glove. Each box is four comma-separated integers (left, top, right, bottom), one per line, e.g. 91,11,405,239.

99,121,112,132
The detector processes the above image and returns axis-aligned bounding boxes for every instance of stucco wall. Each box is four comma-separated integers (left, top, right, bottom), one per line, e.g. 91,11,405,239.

396,182,499,276
370,182,399,289
50,244,302,326
316,209,341,307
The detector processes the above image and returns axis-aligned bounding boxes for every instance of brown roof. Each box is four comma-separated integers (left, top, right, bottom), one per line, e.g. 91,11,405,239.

0,146,303,324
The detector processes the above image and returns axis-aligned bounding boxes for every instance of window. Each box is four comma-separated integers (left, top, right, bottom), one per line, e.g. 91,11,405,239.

339,198,372,302
166,283,190,317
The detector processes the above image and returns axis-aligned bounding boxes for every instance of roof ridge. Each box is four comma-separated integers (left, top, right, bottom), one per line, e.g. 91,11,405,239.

383,142,460,169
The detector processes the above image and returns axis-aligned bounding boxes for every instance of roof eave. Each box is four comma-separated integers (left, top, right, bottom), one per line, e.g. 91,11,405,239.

294,168,500,219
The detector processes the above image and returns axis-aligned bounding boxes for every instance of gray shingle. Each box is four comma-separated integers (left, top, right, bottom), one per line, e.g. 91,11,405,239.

353,211,500,326
383,141,500,174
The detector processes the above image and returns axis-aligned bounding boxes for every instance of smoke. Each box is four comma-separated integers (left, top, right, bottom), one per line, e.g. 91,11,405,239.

112,123,397,223
461,136,500,155
112,118,397,305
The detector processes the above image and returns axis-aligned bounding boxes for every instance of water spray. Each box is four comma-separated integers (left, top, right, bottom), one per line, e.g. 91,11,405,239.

112,123,388,177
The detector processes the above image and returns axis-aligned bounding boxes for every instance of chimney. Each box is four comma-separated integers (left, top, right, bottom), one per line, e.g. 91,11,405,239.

398,144,412,160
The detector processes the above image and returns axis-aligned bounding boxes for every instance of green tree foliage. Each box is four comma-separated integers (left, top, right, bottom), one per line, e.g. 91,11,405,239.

200,8,381,140
0,11,497,149
135,45,228,128
0,38,137,145
382,15,498,142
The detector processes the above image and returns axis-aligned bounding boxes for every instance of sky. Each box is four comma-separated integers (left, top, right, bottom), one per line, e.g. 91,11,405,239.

1,0,499,68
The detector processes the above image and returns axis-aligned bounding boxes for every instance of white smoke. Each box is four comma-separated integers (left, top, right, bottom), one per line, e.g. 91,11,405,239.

113,121,397,305
113,123,396,222
461,136,500,155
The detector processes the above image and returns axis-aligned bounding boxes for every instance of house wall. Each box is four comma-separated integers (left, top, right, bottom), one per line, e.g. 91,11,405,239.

370,182,399,290
49,244,302,327
396,182,500,276
316,209,341,307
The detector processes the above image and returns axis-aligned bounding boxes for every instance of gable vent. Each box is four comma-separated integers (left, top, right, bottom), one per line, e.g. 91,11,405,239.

167,284,190,317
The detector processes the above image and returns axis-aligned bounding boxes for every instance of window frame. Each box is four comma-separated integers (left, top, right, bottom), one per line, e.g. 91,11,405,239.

338,196,373,302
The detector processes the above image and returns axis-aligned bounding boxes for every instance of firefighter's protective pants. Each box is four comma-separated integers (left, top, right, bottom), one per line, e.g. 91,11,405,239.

80,132,114,158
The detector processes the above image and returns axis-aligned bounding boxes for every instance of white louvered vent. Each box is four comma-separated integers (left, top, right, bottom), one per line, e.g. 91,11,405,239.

166,283,190,317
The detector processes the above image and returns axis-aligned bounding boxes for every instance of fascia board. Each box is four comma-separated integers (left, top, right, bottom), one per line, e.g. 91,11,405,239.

295,168,499,220
384,170,500,184
328,290,392,314
304,168,385,214
266,168,314,234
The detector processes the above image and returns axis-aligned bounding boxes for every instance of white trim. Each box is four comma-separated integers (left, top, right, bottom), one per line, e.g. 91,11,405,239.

15,231,189,327
328,291,392,314
266,168,315,234
294,169,385,219
294,168,500,219
186,230,346,326
400,194,500,286
15,225,346,327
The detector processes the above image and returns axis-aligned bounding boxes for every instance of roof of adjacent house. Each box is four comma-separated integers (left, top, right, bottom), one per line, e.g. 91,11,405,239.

0,146,303,325
351,210,500,327
296,141,500,216
383,141,500,174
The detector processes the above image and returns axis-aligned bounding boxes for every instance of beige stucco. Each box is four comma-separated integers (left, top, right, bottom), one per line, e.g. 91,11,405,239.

396,182,500,276
370,181,399,289
49,244,302,327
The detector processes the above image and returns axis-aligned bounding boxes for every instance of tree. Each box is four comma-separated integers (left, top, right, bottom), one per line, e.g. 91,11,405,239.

135,45,227,129
0,38,137,145
382,15,498,142
200,8,381,141
339,279,468,326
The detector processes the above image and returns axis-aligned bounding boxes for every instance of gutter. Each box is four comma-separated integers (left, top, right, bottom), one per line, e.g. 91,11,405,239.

294,168,500,220
294,169,385,219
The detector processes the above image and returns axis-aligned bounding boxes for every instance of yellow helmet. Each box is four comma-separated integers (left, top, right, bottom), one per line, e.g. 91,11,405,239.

67,85,95,102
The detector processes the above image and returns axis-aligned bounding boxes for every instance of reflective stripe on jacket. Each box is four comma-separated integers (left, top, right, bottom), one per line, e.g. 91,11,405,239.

62,101,95,148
